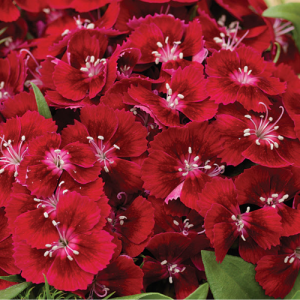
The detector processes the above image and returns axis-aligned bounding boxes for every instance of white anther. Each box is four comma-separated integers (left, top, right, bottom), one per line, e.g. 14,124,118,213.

170,47,176,54
272,194,279,198
45,244,52,248
67,255,73,261
61,29,70,36
157,41,163,48
238,68,242,73
168,88,172,96
155,57,160,64
107,218,112,223
59,181,65,186
86,23,95,29
104,166,109,173
44,212,49,218
161,260,167,265
172,56,177,60
192,164,198,167
165,36,169,44
179,52,183,59
220,32,225,38
152,51,159,54
270,144,274,150
177,94,184,99
274,142,279,148
166,83,170,90
272,205,276,208
231,215,237,221
256,139,261,145
44,251,49,257
259,197,266,201
52,220,58,226
34,198,41,202
52,245,58,251
87,136,94,140
182,172,188,176
88,73,93,77
241,234,246,241
269,117,273,122
193,156,199,162
278,135,284,140
63,189,68,194
290,257,295,264
188,147,192,154
244,133,251,137
113,144,120,150
204,165,211,169
274,126,279,130
54,149,61,153
119,216,127,220
284,256,289,263
244,129,250,133
173,220,179,226
178,168,182,172
169,277,173,284
90,56,95,63
244,66,248,73
246,207,250,213
73,250,79,255
98,135,104,140
173,41,181,45
283,194,289,200
244,115,252,119
94,59,100,67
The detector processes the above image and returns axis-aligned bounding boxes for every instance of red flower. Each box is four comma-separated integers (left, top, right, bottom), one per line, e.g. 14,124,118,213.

205,47,286,112
142,121,224,210
235,165,300,237
61,104,148,193
214,102,300,167
14,191,115,291
18,132,101,198
255,234,300,298
126,14,204,68
198,177,282,263
0,111,57,205
127,65,218,126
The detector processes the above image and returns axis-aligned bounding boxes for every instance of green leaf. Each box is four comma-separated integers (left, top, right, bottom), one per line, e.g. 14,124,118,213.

30,82,52,119
0,281,32,299
185,283,209,300
201,250,271,299
112,292,173,299
104,291,116,299
292,291,300,299
0,26,8,36
0,275,24,283
43,274,51,300
262,3,300,52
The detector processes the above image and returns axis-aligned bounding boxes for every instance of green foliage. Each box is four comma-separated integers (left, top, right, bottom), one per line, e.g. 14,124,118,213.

262,3,300,52
0,274,24,283
292,291,300,299
0,282,32,299
185,283,209,300
201,250,271,299
286,272,300,299
30,82,52,119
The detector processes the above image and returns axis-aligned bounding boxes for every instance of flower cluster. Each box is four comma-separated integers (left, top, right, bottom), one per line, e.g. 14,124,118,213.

1,0,300,298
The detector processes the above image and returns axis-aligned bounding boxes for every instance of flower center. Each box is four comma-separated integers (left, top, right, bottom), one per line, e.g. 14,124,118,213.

164,83,184,110
173,218,194,236
231,66,256,85
259,193,289,208
243,102,285,150
74,16,95,30
80,56,107,78
160,260,186,284
284,248,300,265
152,36,183,64
0,135,28,177
231,209,249,241
213,21,249,51
273,19,295,53
44,221,79,261
87,136,120,173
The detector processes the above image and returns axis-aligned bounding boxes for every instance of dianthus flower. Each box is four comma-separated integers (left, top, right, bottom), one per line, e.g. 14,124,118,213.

14,191,115,291
0,111,57,205
142,121,224,210
205,46,286,112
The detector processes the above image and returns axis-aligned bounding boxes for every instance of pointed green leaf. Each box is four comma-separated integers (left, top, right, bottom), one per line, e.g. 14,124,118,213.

112,292,173,299
262,3,300,52
201,251,271,299
43,274,51,300
30,82,52,119
0,281,32,299
0,27,8,36
185,283,209,300
0,275,24,283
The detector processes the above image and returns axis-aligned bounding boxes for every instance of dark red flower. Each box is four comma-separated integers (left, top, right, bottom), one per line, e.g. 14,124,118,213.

61,104,148,193
0,111,57,205
198,177,282,263
142,121,224,210
205,47,286,112
18,132,101,198
214,102,300,167
127,65,218,126
14,191,115,291
255,234,300,298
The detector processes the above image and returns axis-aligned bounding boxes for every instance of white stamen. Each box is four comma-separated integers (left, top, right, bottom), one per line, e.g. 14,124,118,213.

260,197,266,201
104,166,109,173
173,220,179,226
161,260,167,265
231,215,237,221
188,147,192,154
157,41,163,48
177,94,184,99
44,212,49,218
